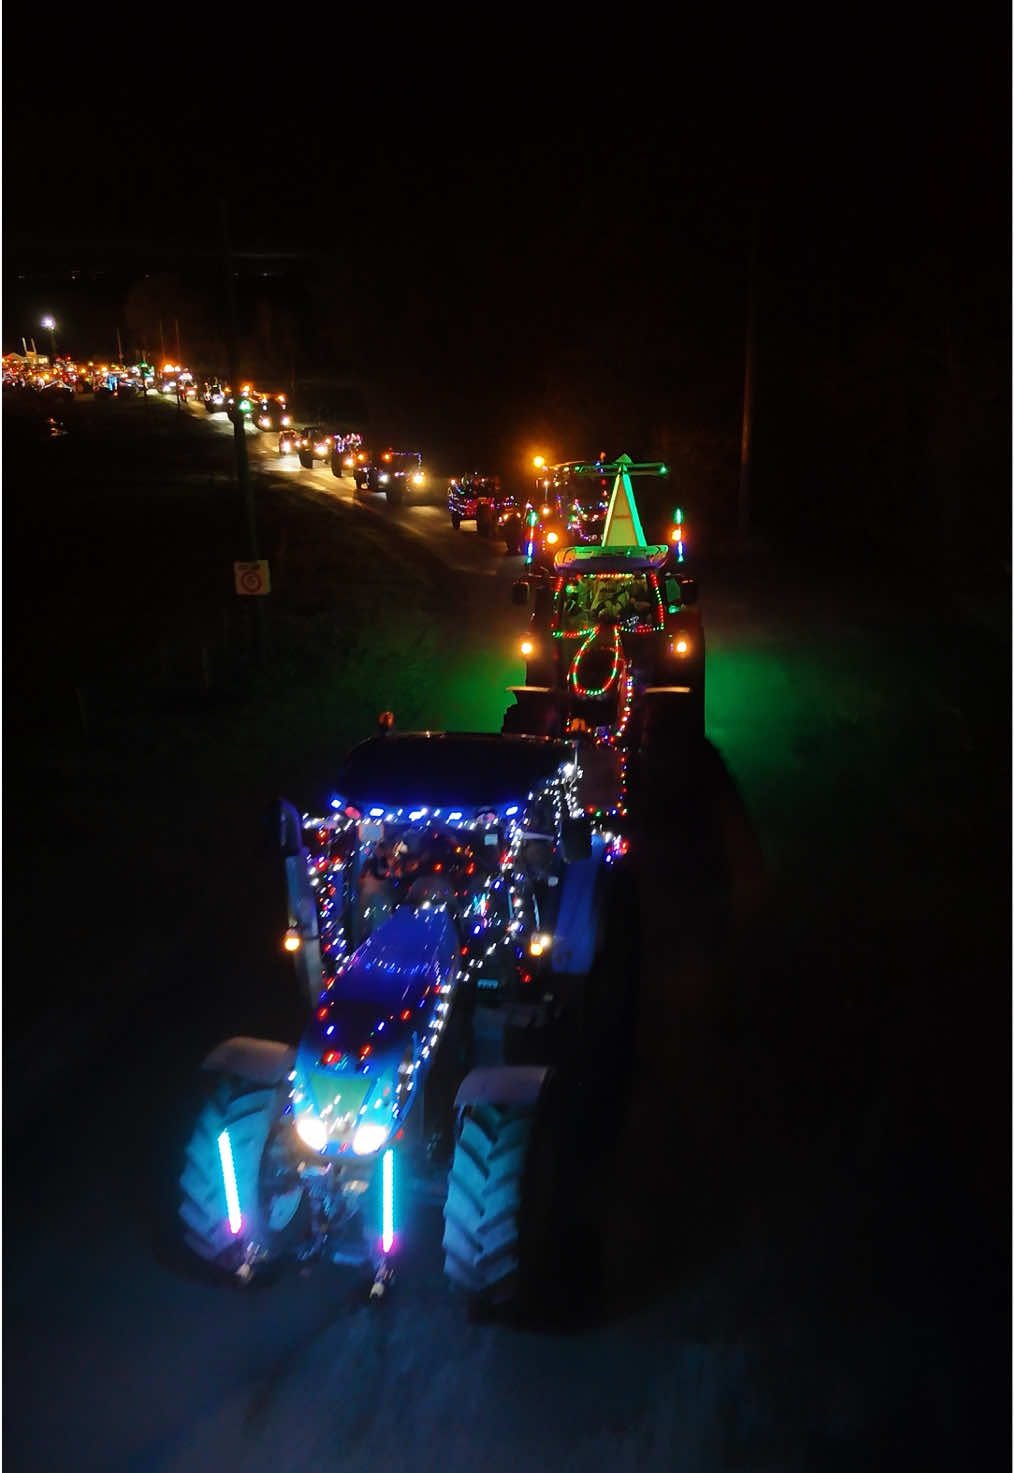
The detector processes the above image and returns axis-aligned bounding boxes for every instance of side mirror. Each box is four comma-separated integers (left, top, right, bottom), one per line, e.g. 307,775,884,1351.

665,577,682,606
511,580,530,606
678,577,698,607
277,797,307,858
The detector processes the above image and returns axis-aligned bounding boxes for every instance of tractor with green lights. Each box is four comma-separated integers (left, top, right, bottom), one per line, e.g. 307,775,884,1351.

506,456,704,784
175,729,634,1312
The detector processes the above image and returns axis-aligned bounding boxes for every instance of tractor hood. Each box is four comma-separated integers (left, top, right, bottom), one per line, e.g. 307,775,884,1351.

290,905,460,1156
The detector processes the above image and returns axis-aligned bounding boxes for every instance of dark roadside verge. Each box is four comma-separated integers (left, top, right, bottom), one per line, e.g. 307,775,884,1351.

2,392,505,1120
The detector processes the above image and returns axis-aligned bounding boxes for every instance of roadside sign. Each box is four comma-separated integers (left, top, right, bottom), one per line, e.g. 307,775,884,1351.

234,560,271,596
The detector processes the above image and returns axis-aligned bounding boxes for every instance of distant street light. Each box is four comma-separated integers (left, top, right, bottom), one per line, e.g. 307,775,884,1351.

41,315,57,362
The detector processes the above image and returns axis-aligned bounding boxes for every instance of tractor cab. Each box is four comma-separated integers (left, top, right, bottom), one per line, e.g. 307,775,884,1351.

507,455,706,747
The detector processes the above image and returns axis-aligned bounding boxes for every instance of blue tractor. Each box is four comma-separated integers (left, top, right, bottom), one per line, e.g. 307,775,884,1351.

176,730,631,1308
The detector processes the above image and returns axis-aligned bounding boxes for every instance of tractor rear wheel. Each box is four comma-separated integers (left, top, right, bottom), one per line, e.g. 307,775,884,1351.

442,1103,541,1307
502,520,522,555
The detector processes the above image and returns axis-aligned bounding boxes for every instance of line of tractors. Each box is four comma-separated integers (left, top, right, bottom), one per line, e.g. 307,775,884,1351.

174,453,703,1319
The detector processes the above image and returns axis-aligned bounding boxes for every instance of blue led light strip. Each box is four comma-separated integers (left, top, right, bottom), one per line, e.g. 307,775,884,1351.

217,1129,243,1235
381,1147,395,1253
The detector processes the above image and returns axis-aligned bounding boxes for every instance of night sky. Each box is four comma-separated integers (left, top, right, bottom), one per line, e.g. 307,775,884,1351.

4,20,1008,558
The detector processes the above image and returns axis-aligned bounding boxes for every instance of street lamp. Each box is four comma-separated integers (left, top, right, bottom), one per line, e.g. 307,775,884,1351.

41,315,57,362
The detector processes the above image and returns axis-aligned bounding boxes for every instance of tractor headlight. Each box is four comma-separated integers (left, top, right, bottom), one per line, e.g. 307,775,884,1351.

672,637,691,656
283,927,302,952
296,1115,328,1152
281,414,291,426
546,531,558,545
352,1122,390,1156
411,471,425,486
378,473,390,484
520,639,534,657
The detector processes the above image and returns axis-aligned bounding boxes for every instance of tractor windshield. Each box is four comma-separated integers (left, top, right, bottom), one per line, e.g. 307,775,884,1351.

559,573,662,633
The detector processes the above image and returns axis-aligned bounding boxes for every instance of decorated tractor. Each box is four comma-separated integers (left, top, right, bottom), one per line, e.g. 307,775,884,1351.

330,431,366,479
523,458,614,570
505,456,705,773
353,448,426,506
448,473,524,554
176,730,630,1308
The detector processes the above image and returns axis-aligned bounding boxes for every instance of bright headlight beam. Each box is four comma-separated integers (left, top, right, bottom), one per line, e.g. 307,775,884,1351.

217,1129,243,1235
352,1121,389,1156
296,1115,328,1152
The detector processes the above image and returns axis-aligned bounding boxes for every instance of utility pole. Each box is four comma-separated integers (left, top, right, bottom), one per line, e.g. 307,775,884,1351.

221,197,265,663
738,222,758,548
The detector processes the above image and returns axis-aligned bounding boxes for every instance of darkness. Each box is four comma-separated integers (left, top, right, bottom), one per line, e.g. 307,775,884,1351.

2,23,1011,1472
5,23,1008,566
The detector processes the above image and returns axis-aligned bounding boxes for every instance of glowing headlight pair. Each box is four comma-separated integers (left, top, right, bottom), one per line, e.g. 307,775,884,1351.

296,1114,389,1156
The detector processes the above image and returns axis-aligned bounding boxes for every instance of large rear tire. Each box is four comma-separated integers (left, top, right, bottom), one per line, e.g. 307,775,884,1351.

178,1072,307,1279
502,515,522,555
298,449,313,469
386,480,404,507
442,1103,536,1305
476,503,493,538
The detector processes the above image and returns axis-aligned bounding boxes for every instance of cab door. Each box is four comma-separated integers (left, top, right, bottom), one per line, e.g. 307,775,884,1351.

278,798,325,1009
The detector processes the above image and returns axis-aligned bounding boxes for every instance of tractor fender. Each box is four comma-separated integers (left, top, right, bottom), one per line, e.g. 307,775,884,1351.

202,1037,297,1086
454,1064,552,1111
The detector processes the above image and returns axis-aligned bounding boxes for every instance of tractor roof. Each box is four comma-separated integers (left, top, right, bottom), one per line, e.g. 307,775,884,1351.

553,544,670,573
334,732,574,810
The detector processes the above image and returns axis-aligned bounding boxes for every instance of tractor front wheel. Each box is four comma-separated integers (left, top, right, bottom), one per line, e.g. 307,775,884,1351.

178,1071,308,1281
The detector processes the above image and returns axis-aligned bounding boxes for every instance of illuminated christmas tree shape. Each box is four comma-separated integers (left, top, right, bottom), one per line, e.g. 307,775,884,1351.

570,453,669,549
